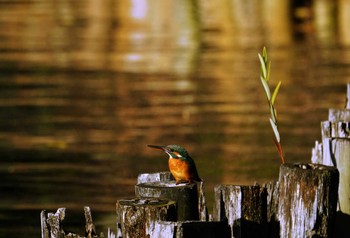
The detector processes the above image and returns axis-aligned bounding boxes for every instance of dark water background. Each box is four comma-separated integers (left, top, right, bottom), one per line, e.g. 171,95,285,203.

1,0,350,236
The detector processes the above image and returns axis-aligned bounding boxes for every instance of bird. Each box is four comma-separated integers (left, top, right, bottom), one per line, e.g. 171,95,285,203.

148,144,202,185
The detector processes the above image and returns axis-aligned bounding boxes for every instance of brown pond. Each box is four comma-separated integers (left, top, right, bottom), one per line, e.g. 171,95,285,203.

1,0,350,236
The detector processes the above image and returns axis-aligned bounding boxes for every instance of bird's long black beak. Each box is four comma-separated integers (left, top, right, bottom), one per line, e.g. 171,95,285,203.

148,145,167,151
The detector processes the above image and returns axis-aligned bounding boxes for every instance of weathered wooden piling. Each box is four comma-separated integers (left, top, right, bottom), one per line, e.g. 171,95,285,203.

116,198,176,238
311,83,350,216
278,163,339,238
310,83,350,235
136,181,199,221
321,112,350,214
84,206,97,238
213,184,268,238
212,163,339,237
198,180,209,221
137,171,174,184
135,172,208,221
41,207,104,238
149,220,230,238
41,208,66,238
264,181,280,238
41,163,340,237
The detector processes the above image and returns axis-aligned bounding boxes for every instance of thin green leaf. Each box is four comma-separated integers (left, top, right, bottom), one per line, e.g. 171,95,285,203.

258,54,267,79
274,108,278,120
261,76,271,100
262,47,267,59
266,61,271,82
271,81,282,106
270,118,280,143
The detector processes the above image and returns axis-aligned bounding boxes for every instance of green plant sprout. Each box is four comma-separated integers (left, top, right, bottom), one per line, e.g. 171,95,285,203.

258,47,285,164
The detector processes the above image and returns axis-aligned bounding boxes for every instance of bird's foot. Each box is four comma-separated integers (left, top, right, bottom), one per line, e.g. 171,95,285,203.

176,180,190,185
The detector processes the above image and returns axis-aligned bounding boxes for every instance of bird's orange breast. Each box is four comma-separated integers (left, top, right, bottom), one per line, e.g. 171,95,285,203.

168,158,189,181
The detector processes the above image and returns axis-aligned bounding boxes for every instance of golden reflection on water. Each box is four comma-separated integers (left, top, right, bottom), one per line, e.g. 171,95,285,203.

1,0,350,236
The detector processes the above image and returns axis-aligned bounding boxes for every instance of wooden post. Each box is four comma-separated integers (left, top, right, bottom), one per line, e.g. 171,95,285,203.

41,207,103,238
137,171,174,184
136,172,208,221
41,210,50,238
43,208,66,238
116,198,176,238
84,206,97,238
311,140,323,164
176,221,230,238
198,181,209,221
321,112,350,215
135,181,199,221
213,185,268,238
278,163,339,237
149,221,176,238
149,220,230,238
322,120,350,215
309,83,350,234
264,181,280,238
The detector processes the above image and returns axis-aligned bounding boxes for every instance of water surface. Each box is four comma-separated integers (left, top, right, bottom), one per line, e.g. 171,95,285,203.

1,0,350,236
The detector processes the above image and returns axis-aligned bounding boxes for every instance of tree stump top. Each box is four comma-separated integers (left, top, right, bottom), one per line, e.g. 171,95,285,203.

137,171,173,184
118,198,176,207
138,180,195,188
328,108,350,121
283,162,339,173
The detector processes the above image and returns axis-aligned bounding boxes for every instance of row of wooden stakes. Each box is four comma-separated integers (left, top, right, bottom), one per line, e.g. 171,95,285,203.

41,84,350,237
41,163,339,238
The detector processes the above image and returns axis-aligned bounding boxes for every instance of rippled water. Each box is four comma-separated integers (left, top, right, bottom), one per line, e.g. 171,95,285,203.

1,0,350,236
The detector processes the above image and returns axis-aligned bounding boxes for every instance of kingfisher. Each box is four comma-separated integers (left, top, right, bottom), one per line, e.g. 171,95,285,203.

148,144,202,185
